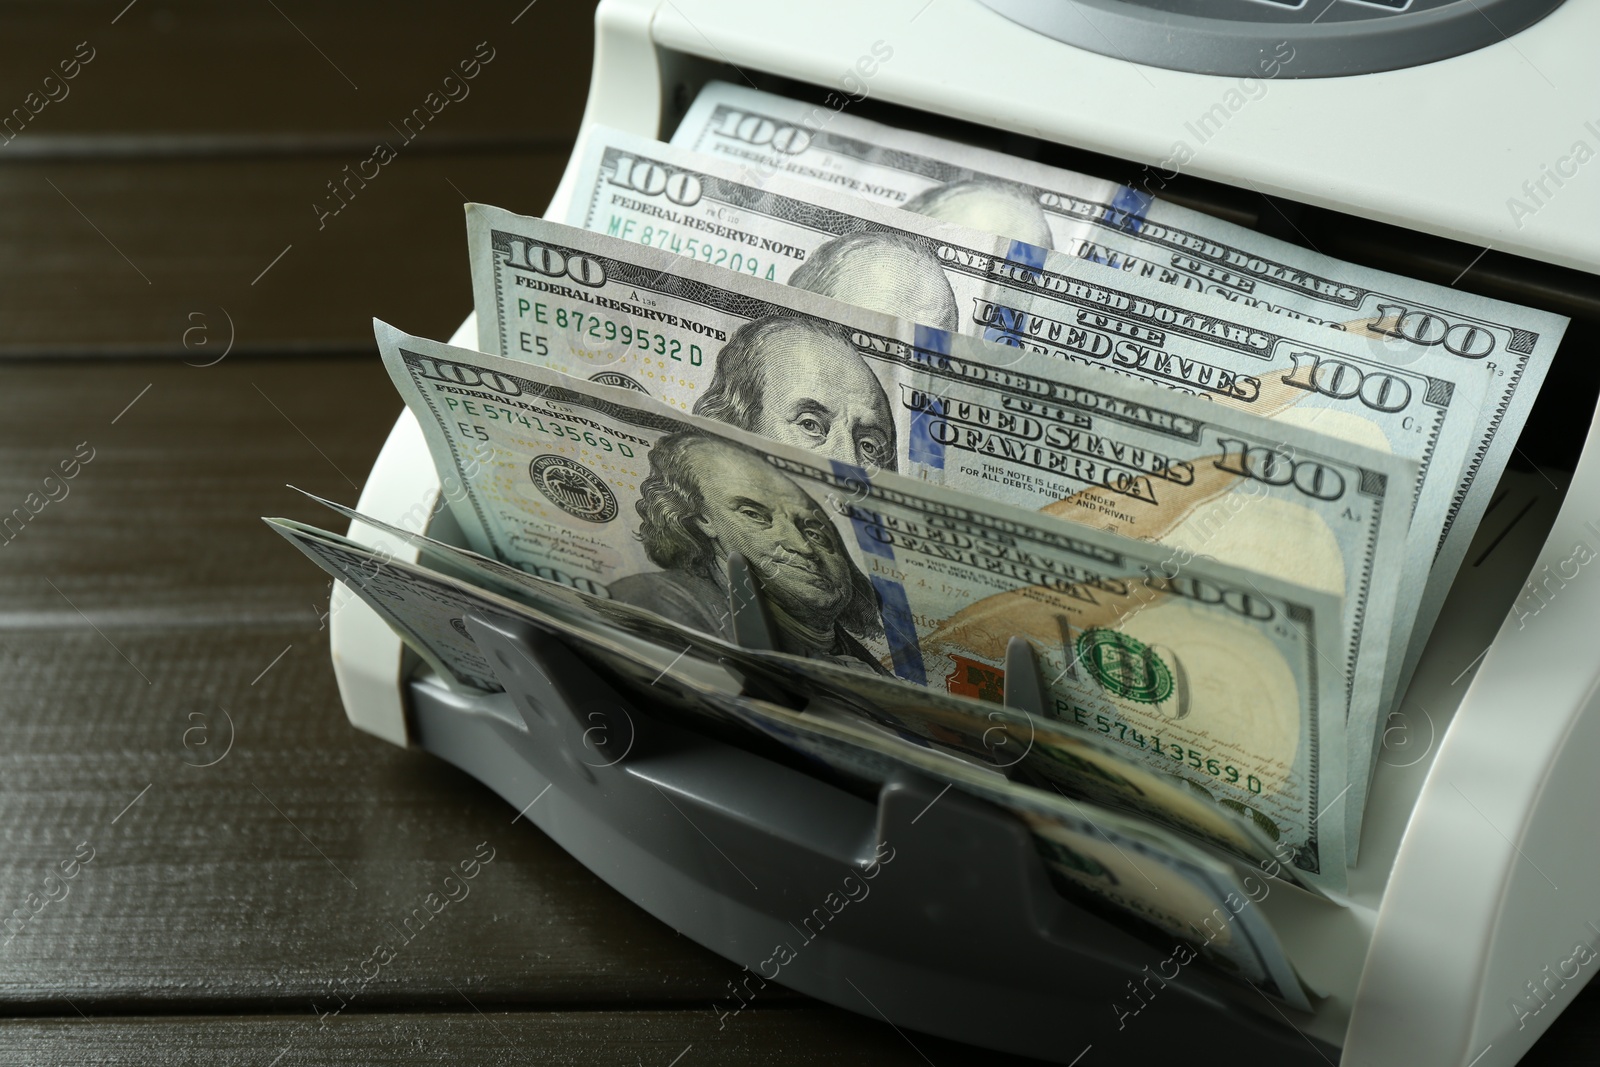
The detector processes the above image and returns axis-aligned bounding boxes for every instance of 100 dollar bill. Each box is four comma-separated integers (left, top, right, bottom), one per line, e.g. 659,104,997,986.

292,488,1295,875
267,514,1308,1006
374,320,1350,887
670,82,1566,701
561,128,1485,665
561,128,1496,840
467,208,1415,838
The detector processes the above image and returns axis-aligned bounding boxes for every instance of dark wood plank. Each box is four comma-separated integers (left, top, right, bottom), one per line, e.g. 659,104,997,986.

0,357,398,625
0,1009,1046,1065
0,148,568,356
0,624,773,1010
6,1002,1600,1067
0,1,592,148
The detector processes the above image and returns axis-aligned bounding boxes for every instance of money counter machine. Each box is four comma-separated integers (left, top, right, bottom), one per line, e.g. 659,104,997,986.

326,2,1600,1064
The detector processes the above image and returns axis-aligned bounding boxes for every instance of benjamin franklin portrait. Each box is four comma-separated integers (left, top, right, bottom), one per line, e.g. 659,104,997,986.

608,431,887,673
904,178,1055,250
694,316,896,473
787,231,959,332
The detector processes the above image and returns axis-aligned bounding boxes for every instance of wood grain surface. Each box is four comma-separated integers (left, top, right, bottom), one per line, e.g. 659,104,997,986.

0,1,590,145
0,0,592,357
0,358,398,623
0,624,778,1013
0,151,568,356
0,1010,1045,1066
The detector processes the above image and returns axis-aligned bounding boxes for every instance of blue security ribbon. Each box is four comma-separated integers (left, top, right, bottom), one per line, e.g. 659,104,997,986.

982,240,1050,347
908,324,949,470
1104,185,1152,234
871,575,926,684
1005,239,1049,273
828,459,925,683
831,459,893,560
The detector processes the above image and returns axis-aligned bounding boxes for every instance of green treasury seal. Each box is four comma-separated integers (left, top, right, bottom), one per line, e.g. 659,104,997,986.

1077,628,1174,705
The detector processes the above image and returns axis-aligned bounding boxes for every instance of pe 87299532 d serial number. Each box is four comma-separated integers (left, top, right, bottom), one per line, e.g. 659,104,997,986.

513,299,705,366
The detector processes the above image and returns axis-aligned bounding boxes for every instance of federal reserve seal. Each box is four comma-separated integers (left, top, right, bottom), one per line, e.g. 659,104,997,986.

528,454,618,522
589,370,649,393
1077,628,1174,705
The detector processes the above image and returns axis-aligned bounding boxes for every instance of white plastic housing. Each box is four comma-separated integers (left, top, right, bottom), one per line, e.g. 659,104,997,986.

331,2,1600,1063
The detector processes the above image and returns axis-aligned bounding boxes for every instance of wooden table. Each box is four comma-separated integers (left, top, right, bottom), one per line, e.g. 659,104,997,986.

1,3,1595,1063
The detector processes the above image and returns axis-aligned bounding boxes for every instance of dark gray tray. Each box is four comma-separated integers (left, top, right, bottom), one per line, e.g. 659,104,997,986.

399,604,1336,1064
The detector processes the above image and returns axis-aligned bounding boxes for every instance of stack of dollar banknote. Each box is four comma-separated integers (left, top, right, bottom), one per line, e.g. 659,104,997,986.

269,83,1569,1008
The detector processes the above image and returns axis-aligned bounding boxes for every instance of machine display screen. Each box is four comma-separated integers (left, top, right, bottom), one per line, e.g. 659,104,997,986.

975,0,1565,76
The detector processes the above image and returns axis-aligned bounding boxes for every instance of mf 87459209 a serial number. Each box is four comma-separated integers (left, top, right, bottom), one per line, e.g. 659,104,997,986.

604,215,779,280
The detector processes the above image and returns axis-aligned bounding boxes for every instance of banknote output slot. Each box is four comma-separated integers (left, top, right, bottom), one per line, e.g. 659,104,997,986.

405,650,1326,1063
1472,492,1543,569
